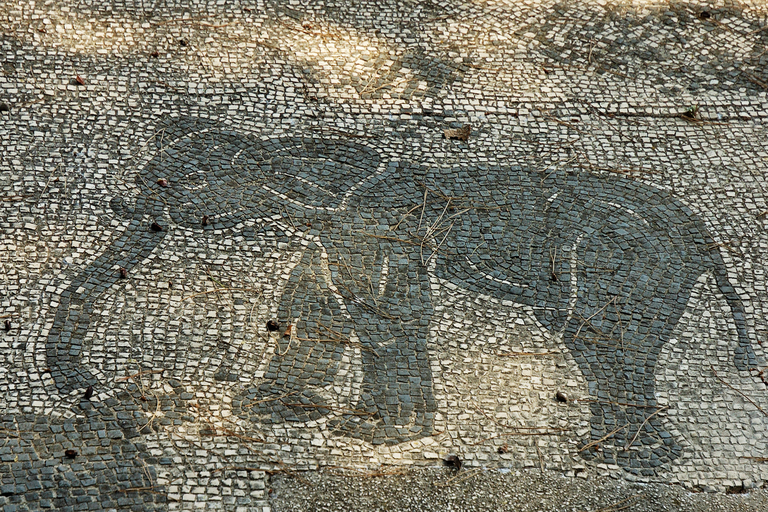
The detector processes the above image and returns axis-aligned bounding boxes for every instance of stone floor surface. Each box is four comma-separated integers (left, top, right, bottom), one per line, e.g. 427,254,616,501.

2,0,768,510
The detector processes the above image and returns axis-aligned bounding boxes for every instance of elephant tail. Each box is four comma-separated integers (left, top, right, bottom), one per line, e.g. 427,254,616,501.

710,255,756,371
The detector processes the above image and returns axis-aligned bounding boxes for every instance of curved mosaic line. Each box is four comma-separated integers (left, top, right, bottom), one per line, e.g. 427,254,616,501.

46,118,757,475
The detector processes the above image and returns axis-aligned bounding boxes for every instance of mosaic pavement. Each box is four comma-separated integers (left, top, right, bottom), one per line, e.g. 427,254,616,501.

2,0,768,509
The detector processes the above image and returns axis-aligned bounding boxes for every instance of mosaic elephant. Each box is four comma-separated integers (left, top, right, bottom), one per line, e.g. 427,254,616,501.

47,118,756,474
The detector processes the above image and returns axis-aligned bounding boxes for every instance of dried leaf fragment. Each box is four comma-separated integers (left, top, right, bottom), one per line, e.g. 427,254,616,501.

443,124,471,141
75,75,85,86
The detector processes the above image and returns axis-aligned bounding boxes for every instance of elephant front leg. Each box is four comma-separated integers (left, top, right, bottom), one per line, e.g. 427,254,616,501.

242,245,356,425
327,247,437,445
243,239,437,445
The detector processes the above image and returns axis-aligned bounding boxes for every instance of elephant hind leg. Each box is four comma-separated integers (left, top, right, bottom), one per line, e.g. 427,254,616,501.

578,401,682,475
562,311,683,474
242,320,352,424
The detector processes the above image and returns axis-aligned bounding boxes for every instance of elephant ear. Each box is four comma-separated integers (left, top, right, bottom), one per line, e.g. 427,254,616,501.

432,206,534,301
429,178,578,331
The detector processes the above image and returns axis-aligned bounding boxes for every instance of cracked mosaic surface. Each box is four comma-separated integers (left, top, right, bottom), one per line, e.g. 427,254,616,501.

3,0,768,510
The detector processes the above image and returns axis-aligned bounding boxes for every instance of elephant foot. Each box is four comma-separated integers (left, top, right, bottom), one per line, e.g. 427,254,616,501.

327,392,434,445
241,387,435,445
578,414,682,476
244,385,337,424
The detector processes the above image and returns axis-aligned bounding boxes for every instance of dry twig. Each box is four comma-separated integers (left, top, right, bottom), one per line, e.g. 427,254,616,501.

578,423,629,452
433,467,482,487
495,351,559,357
536,445,545,472
710,365,768,417
623,406,669,451
243,390,301,408
116,369,164,382
580,493,645,512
